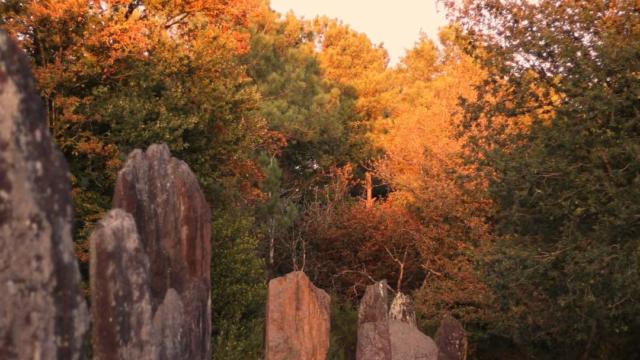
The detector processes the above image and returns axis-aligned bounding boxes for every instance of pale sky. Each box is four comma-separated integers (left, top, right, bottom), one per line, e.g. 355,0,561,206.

269,0,449,65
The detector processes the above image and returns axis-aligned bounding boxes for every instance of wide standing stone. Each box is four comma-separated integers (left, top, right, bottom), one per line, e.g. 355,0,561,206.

357,284,439,360
388,292,438,360
389,320,439,360
434,315,468,360
0,30,88,359
90,209,155,360
112,143,211,360
356,281,392,360
265,271,331,360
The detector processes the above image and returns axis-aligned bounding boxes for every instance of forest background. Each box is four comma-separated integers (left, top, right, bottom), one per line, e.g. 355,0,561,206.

1,0,639,358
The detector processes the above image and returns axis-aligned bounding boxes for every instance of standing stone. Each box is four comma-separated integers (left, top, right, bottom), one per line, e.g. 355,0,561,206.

90,209,156,359
0,30,88,359
265,271,331,360
387,292,438,360
389,320,439,360
434,315,467,360
357,283,438,360
153,289,186,360
112,143,211,360
389,292,417,327
356,281,392,360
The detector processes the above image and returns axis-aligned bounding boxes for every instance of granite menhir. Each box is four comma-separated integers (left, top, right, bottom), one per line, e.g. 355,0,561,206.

113,143,211,360
0,30,88,359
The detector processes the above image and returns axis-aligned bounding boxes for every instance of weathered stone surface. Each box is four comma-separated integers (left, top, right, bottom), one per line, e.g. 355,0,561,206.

112,143,211,360
356,281,392,360
0,30,88,359
90,209,156,360
358,284,438,360
265,271,331,360
389,292,417,327
434,315,467,360
152,289,186,360
389,320,439,360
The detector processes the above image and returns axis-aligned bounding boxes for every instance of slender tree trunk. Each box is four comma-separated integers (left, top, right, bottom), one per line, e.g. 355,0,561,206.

581,320,597,360
365,172,373,208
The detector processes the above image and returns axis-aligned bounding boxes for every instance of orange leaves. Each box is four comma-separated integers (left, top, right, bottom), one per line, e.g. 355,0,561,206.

54,95,85,123
232,30,251,55
75,138,120,159
263,130,288,157
29,0,86,21
86,20,149,64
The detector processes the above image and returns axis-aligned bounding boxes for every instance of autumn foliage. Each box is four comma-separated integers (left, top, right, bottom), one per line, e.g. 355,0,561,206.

3,0,640,358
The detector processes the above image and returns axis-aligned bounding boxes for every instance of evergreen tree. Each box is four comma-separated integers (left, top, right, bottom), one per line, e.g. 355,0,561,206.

452,0,640,357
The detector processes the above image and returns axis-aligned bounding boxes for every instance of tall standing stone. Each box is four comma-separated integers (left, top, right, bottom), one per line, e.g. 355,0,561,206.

90,209,156,359
112,144,211,360
434,315,468,360
265,271,331,360
356,281,392,360
0,30,88,359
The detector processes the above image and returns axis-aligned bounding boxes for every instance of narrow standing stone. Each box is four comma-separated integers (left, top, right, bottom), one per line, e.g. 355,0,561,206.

112,144,211,360
265,271,331,360
90,209,156,359
0,30,88,359
356,281,392,360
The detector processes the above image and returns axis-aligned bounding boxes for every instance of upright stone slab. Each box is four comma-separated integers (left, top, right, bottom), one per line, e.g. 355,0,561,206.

389,320,439,360
356,281,392,360
389,292,417,327
0,30,88,359
387,292,438,360
434,315,468,360
90,209,156,359
265,271,331,360
112,144,211,360
153,289,186,360
357,284,438,360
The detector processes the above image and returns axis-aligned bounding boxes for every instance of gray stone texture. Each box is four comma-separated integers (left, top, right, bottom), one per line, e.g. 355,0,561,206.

0,30,88,359
356,281,392,360
112,143,211,360
90,209,156,360
389,320,439,360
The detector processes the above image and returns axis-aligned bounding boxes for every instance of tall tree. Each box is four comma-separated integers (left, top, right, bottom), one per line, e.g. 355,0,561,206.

2,1,273,357
451,0,640,357
375,27,493,336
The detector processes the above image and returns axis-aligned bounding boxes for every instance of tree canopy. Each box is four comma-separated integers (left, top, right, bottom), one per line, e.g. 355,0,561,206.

3,0,640,358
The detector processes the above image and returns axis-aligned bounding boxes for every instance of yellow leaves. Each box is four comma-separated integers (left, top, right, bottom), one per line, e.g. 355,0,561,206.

312,17,391,118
